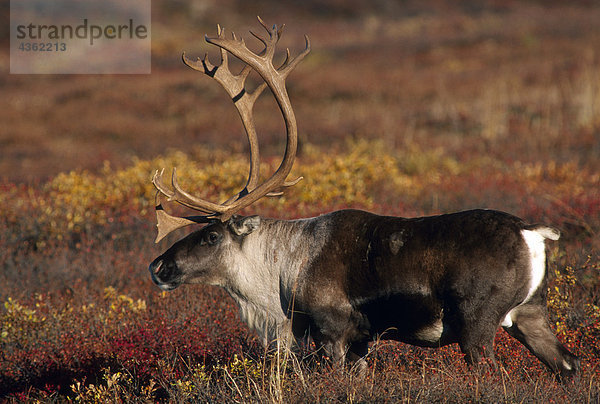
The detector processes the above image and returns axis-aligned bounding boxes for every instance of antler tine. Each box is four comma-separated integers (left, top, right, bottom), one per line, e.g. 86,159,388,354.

153,19,310,239
257,15,284,42
153,168,225,214
256,15,269,32
279,48,291,69
279,35,311,79
265,175,304,197
255,16,283,62
250,30,268,50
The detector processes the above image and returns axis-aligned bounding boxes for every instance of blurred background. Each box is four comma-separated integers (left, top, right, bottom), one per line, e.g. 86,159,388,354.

2,0,599,183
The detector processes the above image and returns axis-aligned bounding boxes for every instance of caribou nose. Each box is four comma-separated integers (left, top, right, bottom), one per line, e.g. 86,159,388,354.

149,259,163,276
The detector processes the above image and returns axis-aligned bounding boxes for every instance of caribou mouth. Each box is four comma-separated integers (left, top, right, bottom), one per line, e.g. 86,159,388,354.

156,282,179,291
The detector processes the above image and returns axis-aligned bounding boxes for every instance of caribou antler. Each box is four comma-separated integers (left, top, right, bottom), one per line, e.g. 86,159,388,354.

152,17,310,242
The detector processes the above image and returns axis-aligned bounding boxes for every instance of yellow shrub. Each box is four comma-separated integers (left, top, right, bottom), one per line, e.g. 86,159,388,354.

12,140,598,240
547,265,577,341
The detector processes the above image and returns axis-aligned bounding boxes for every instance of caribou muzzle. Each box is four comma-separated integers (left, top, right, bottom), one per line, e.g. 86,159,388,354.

149,258,181,291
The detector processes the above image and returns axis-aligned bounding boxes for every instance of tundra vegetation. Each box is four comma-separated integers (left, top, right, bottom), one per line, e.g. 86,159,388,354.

1,1,600,402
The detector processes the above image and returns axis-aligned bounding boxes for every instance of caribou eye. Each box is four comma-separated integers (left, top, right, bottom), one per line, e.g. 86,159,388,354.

207,231,221,246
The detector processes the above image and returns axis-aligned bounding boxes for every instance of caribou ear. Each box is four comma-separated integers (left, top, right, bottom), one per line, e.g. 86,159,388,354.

229,215,261,236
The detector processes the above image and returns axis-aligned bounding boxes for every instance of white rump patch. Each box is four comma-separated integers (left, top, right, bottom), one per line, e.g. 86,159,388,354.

521,229,547,305
502,228,554,328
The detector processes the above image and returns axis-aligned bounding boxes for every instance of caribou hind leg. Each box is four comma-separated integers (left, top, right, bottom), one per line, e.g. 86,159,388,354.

457,319,500,371
503,303,579,379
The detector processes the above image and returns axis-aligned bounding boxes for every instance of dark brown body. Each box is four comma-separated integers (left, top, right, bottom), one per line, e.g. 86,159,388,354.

149,209,579,378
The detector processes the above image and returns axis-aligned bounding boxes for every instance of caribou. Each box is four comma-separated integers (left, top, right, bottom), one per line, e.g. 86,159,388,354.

148,18,579,378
